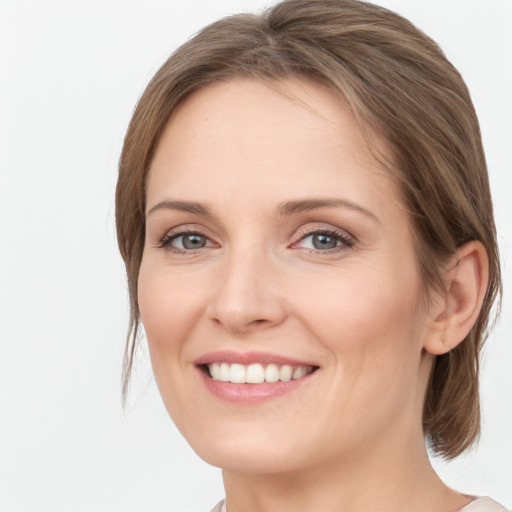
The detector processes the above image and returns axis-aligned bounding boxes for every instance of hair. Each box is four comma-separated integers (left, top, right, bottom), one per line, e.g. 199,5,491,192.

116,0,501,459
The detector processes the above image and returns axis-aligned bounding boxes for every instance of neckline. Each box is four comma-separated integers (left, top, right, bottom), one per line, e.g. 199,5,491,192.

216,496,507,512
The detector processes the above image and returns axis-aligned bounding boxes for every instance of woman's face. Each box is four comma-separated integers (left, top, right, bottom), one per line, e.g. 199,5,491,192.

139,78,436,474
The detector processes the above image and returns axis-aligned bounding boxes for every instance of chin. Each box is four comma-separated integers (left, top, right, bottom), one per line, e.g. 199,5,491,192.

196,442,306,475
177,419,315,474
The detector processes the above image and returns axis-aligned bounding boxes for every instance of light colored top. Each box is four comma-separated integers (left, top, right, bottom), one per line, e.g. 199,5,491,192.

210,496,509,512
457,497,509,512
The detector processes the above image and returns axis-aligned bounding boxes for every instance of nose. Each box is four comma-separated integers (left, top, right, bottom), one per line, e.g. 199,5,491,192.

206,247,287,334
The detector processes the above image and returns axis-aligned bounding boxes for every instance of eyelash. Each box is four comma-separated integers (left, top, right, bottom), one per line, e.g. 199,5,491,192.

291,228,354,254
157,230,214,254
157,227,355,255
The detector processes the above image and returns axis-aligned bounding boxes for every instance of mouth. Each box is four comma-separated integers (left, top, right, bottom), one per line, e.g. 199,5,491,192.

201,362,317,384
194,351,319,403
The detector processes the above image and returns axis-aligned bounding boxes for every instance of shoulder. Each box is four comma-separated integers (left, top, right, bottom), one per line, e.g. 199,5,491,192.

459,497,509,512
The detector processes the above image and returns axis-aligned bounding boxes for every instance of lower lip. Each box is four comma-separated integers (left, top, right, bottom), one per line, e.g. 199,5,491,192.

197,367,316,404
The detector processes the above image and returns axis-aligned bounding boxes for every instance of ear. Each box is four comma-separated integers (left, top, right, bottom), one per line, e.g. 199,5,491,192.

423,241,489,356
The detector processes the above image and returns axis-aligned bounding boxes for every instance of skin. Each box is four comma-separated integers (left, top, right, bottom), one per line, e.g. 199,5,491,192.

138,78,488,512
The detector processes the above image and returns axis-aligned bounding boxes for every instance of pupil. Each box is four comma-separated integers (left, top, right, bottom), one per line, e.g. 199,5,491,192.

183,234,206,249
313,234,337,250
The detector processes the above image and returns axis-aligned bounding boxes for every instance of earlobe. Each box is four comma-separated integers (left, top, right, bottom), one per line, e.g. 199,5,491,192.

424,241,489,356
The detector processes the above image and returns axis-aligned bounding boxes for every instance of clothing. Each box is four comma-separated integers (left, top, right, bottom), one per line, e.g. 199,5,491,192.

457,497,509,512
209,501,225,512
210,496,509,512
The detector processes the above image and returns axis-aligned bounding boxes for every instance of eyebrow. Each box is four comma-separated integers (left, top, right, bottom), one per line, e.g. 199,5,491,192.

147,200,213,218
275,198,379,222
146,198,378,222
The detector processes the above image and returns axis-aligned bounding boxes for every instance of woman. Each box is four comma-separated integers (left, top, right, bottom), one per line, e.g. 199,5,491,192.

115,0,506,510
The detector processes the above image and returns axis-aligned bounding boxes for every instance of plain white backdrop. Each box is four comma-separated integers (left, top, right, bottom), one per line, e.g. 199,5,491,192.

0,1,511,511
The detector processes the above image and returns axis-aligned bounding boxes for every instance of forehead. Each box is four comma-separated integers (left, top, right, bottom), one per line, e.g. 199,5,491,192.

147,78,403,217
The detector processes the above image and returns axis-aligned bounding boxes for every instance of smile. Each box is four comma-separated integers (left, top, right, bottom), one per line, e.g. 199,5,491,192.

195,351,320,403
206,362,316,384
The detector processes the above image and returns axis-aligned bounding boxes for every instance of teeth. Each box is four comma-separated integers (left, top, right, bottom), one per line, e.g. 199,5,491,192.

279,365,293,382
219,362,230,382
246,363,265,384
206,362,314,383
209,363,220,380
230,363,246,383
292,366,307,379
265,363,280,383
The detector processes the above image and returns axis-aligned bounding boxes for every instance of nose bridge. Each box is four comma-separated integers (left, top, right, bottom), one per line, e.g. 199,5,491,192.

207,240,284,333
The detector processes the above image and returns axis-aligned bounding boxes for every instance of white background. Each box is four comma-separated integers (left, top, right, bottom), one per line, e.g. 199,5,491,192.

0,1,511,511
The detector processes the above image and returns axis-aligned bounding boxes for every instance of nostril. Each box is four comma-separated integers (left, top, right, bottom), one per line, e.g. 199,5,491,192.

248,319,268,327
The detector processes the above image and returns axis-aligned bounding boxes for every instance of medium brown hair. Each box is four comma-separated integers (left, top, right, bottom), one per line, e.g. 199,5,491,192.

116,0,501,459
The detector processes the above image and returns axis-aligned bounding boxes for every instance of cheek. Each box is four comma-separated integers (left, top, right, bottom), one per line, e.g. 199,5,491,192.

137,263,211,428
298,261,425,391
293,268,426,444
137,264,203,374
301,261,422,340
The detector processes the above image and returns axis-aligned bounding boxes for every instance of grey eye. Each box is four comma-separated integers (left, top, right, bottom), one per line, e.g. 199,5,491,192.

311,233,339,250
180,234,208,249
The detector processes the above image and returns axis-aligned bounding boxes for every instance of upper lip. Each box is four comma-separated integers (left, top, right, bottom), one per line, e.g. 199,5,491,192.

194,350,318,367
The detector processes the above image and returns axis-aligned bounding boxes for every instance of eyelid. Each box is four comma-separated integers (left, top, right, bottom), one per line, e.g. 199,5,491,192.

160,231,211,248
290,224,355,252
153,222,355,254
156,224,219,252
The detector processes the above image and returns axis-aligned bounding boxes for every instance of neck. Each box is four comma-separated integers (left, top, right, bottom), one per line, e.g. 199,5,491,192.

221,429,470,512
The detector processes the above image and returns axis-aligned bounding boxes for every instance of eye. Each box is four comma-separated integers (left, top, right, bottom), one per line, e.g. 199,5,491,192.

302,233,340,250
174,233,208,249
292,228,354,253
158,230,215,252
